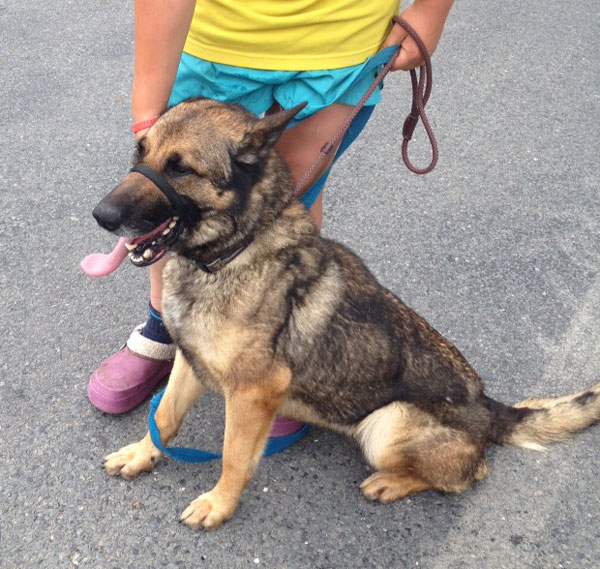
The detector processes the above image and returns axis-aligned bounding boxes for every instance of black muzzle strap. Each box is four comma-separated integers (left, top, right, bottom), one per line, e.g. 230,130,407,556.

130,163,250,274
130,163,189,218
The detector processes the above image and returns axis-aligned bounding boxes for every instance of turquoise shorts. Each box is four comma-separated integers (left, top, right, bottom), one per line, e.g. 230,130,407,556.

167,46,398,208
168,52,388,118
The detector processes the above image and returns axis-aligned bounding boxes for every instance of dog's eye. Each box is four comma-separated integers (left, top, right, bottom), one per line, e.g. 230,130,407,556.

167,158,195,177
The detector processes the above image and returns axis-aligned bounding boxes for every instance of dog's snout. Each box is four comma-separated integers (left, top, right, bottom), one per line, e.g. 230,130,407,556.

92,200,124,232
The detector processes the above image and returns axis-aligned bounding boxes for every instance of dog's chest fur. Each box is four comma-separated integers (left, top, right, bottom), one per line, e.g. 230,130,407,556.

160,254,289,389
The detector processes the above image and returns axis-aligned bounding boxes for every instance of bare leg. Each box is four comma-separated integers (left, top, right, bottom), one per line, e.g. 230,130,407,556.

104,350,204,478
274,102,354,187
149,257,167,311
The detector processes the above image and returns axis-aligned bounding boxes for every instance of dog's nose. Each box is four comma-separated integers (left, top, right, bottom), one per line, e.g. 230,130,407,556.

92,200,124,232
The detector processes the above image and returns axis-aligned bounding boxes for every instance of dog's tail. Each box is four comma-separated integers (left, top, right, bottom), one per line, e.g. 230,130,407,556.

488,381,600,450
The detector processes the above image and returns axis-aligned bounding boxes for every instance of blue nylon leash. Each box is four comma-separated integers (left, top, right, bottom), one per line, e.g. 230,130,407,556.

148,389,310,463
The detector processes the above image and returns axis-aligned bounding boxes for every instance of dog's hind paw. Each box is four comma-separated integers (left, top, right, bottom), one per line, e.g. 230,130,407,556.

180,490,236,531
360,471,432,503
103,438,160,480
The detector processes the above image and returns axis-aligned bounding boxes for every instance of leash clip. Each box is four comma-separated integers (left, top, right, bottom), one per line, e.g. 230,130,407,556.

320,141,335,155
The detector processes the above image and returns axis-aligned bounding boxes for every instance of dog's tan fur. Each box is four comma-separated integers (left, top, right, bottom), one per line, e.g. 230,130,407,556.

98,99,600,530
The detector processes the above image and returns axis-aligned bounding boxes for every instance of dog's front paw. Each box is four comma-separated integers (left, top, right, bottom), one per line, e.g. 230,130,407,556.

179,490,236,531
103,438,160,480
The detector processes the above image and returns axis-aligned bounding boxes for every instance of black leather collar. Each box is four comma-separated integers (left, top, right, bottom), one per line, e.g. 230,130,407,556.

186,240,250,274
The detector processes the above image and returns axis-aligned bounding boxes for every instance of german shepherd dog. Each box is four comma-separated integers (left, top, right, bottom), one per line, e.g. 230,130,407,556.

96,98,600,530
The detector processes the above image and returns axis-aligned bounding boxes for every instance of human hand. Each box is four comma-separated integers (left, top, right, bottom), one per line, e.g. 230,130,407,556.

381,0,454,71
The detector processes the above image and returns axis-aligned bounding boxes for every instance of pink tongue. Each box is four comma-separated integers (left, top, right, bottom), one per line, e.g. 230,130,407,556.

80,237,132,277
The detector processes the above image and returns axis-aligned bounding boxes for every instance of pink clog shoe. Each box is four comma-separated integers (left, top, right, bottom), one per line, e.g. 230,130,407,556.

87,325,175,414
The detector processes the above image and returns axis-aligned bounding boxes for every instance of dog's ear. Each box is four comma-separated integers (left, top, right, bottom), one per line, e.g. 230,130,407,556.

235,102,308,165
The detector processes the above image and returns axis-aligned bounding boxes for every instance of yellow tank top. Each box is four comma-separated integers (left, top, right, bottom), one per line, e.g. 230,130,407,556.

184,0,400,71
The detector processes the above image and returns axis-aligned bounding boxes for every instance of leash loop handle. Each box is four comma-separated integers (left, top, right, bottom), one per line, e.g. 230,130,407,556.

294,16,438,196
393,15,438,175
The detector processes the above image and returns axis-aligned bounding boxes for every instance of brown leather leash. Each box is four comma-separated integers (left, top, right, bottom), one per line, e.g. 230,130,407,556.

294,15,438,196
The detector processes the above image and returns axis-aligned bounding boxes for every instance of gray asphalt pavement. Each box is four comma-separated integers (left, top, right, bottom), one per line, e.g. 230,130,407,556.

1,1,599,568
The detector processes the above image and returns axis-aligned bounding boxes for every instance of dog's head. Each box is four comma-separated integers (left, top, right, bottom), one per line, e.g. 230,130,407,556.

92,98,305,267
